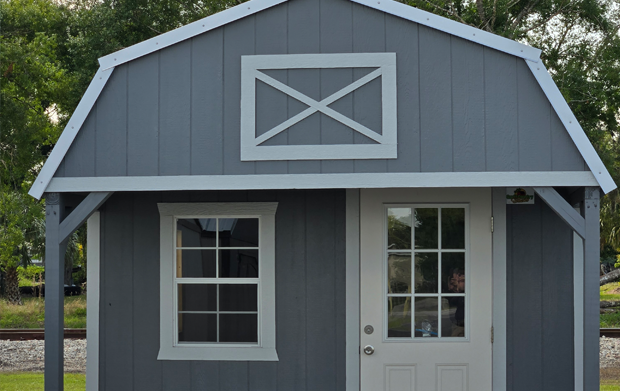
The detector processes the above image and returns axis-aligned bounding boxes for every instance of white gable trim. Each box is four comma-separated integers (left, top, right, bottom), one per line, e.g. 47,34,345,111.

28,67,114,200
526,60,617,194
98,0,287,70
352,0,541,63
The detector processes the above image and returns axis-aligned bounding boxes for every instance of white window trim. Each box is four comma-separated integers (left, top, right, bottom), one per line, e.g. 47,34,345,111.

157,202,279,361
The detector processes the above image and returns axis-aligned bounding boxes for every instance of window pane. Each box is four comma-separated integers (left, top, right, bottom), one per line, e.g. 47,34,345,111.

388,253,411,294
219,284,258,312
414,297,438,338
219,218,259,247
219,314,258,343
219,250,259,278
178,313,217,342
177,250,216,278
387,208,411,250
414,253,438,293
441,297,465,337
442,253,465,294
177,219,217,247
387,297,411,338
178,284,216,312
414,208,438,249
441,208,465,249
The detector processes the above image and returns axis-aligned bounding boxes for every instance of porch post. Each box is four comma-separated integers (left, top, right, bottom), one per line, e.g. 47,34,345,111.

583,187,600,391
45,193,68,391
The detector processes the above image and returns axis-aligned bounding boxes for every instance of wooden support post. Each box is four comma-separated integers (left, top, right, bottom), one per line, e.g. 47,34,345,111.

45,193,67,391
583,187,600,391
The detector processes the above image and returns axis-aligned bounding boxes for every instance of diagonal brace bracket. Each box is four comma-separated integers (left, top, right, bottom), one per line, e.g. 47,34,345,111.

533,187,585,239
59,192,113,243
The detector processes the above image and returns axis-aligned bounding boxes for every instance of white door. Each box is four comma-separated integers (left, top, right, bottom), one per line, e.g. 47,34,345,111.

360,188,492,391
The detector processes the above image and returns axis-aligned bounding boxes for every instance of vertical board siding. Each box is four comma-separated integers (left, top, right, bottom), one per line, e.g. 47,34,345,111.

517,60,552,171
191,30,225,176
64,110,96,177
419,26,453,172
506,201,574,391
484,49,519,171
58,0,589,180
128,53,160,176
451,37,485,172
95,66,127,176
319,0,355,174
99,190,346,391
223,16,256,175
385,13,420,173
159,41,192,176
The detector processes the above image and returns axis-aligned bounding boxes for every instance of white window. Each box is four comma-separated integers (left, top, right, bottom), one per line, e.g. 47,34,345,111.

157,202,278,361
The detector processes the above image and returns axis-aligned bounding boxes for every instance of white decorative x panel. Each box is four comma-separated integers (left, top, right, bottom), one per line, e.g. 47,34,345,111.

240,53,397,161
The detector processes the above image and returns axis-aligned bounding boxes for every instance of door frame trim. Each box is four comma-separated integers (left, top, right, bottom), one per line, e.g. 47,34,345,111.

347,188,506,390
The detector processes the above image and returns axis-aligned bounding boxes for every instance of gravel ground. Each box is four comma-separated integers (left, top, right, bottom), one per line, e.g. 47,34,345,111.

0,339,86,373
0,337,619,373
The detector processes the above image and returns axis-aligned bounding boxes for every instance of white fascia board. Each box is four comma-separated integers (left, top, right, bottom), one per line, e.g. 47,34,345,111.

45,171,598,193
352,0,541,63
98,0,287,70
526,60,617,194
28,67,115,200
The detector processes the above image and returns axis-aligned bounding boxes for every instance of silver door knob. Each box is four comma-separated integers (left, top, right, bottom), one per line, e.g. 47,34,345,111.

363,345,375,355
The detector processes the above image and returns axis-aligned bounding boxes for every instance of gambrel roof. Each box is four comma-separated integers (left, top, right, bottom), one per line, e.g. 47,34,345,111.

29,0,616,199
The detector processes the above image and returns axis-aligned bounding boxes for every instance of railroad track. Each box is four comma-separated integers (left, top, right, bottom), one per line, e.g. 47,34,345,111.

601,328,620,338
0,328,86,340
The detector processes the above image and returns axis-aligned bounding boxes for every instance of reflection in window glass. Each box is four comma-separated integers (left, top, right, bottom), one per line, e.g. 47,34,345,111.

388,253,411,294
219,250,259,278
414,253,438,293
178,314,217,342
387,297,411,338
219,284,257,311
442,253,465,293
414,297,438,338
220,314,258,343
177,219,217,247
414,208,438,249
219,218,259,247
178,284,216,312
441,297,465,337
177,250,216,278
441,209,465,249
387,208,412,250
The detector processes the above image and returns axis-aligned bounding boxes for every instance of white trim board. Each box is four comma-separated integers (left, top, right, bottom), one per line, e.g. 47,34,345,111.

86,212,100,391
526,60,616,194
45,171,599,193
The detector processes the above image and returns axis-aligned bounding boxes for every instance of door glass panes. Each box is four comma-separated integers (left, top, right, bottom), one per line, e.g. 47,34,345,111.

176,217,260,344
386,206,467,340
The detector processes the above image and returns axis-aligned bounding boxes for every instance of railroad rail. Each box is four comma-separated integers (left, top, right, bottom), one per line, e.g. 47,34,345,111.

601,328,620,338
0,328,86,340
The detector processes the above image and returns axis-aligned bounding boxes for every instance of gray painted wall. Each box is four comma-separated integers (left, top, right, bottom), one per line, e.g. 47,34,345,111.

55,0,587,178
98,190,346,391
506,200,574,391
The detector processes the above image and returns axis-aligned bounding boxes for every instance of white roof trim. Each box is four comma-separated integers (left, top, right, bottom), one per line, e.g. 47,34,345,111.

526,60,617,194
45,172,598,193
352,0,541,63
98,0,287,70
29,67,114,199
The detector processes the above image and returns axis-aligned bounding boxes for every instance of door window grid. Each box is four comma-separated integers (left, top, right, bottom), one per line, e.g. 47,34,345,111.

386,205,468,340
175,217,260,345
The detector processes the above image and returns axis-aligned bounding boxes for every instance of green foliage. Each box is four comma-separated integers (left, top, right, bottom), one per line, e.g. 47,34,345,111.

16,265,44,287
0,296,86,328
0,372,86,391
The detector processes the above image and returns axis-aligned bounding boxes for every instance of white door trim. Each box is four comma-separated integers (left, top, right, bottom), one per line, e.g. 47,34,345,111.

86,211,101,391
492,188,507,391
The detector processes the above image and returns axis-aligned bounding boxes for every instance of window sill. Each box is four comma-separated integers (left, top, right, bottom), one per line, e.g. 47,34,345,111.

157,346,279,361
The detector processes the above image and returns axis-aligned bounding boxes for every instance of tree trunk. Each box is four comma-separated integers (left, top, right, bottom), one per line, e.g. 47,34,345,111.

4,266,22,305
601,269,620,286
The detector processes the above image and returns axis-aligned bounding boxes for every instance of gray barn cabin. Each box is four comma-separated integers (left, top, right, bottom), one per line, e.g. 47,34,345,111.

31,0,616,390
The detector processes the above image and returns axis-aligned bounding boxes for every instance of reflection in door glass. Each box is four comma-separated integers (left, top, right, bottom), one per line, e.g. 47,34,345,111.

414,208,438,249
388,254,411,294
414,253,438,293
441,208,465,249
387,208,412,249
442,297,465,337
414,297,438,338
387,297,411,338
442,253,465,294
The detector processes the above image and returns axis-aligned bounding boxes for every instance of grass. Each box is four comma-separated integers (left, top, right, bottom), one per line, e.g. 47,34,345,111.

602,283,620,302
602,368,620,390
0,372,85,391
0,296,86,329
